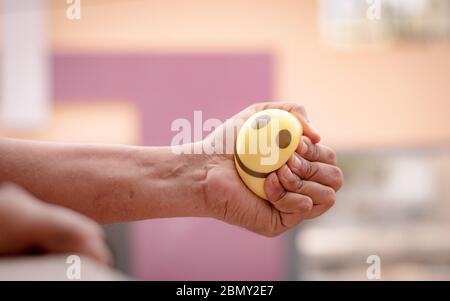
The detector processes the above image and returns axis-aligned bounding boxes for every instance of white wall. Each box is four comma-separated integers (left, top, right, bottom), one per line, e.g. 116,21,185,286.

1,0,49,130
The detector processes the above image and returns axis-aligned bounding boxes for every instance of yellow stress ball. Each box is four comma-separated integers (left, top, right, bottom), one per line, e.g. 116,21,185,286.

234,109,302,200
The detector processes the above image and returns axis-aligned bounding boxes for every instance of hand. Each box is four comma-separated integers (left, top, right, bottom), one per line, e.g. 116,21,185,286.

202,102,343,237
0,183,112,265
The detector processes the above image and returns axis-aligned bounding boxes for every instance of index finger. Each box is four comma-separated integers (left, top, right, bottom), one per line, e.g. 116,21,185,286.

260,102,321,144
296,136,337,165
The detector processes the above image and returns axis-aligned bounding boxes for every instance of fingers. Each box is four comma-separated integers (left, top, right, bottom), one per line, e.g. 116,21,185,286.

276,165,336,219
296,136,337,165
34,206,113,266
263,152,341,228
264,173,313,216
259,102,321,144
0,183,112,265
287,152,343,191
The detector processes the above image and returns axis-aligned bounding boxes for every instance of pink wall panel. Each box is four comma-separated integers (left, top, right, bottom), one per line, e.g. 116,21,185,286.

53,54,284,280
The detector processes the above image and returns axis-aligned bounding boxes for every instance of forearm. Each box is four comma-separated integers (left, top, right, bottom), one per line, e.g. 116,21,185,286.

0,138,209,223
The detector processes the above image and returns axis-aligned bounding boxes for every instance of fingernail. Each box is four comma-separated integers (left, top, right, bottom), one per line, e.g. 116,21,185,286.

299,141,308,155
293,153,302,169
285,166,296,181
269,172,278,186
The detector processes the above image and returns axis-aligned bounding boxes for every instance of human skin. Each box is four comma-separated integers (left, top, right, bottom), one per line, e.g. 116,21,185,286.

0,102,343,240
0,183,112,265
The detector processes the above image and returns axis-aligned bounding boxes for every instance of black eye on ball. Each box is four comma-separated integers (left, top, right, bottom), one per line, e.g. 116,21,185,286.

251,115,271,130
276,129,292,149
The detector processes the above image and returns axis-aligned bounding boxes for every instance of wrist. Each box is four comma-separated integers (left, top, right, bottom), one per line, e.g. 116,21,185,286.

136,144,214,219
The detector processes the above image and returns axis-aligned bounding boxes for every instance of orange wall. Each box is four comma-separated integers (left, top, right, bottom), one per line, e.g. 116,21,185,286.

50,0,450,150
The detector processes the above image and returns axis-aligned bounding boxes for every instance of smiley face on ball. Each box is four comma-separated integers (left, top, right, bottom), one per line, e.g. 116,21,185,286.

234,109,302,200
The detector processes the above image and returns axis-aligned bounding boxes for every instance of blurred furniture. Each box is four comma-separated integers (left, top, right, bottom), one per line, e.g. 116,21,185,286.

320,0,450,45
294,146,450,280
0,255,127,281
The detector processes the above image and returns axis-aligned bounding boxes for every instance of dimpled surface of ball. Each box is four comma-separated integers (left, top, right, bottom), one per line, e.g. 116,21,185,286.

234,109,302,200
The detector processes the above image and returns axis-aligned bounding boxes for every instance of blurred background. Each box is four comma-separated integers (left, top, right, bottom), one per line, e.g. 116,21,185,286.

0,0,449,280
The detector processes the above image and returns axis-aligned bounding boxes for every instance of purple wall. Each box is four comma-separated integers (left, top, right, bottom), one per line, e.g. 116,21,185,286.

53,54,285,280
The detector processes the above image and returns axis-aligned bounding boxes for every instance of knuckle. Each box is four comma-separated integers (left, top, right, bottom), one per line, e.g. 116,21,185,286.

287,213,304,228
324,188,336,207
302,136,312,145
330,167,344,190
304,160,316,179
294,105,306,114
87,222,104,237
297,199,313,214
68,220,103,243
273,187,286,202
294,177,305,192
311,144,320,161
72,226,95,242
267,213,290,236
335,169,345,190
53,226,88,245
84,220,105,239
0,182,16,190
328,149,337,164
0,182,21,196
278,172,289,186
288,155,301,174
264,230,279,238
279,101,296,109
0,183,37,206
303,140,318,161
265,223,282,237
248,103,261,110
286,175,298,188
